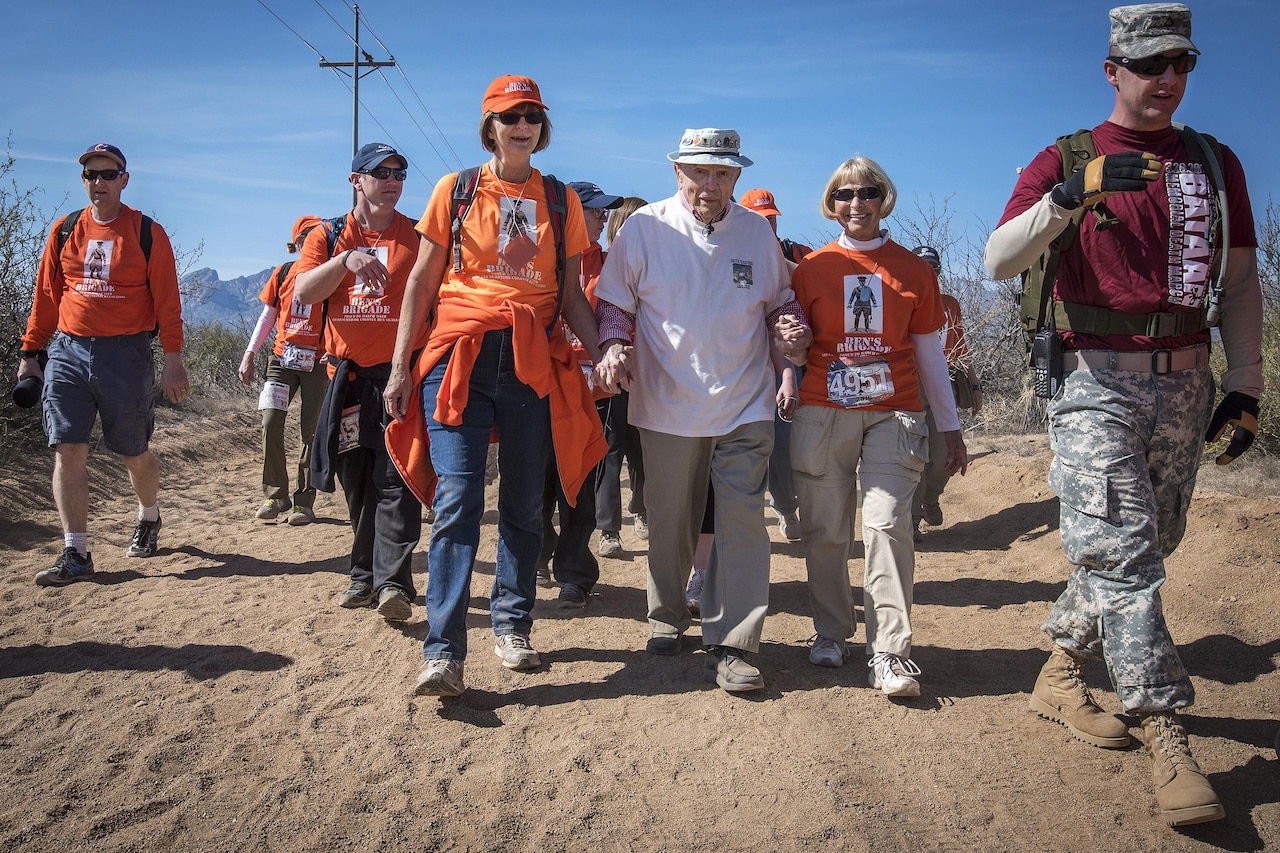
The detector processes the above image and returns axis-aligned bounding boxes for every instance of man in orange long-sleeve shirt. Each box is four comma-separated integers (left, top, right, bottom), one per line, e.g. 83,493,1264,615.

18,143,188,586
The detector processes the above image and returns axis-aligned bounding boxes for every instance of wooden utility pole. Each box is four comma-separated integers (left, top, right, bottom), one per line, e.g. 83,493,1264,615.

319,4,395,205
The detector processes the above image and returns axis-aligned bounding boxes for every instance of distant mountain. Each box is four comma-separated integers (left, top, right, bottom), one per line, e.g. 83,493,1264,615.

180,267,273,328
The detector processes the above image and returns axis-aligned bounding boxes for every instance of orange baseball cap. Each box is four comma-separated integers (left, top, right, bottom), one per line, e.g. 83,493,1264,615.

740,188,781,218
482,74,549,114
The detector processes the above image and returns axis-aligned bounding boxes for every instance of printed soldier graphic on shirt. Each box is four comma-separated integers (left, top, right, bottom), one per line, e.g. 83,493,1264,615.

731,260,754,289
85,240,110,282
352,246,387,298
498,198,540,271
827,272,893,408
845,273,881,333
1165,162,1216,308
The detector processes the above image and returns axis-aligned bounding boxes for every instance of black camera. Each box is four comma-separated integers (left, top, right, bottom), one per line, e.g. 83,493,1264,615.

1031,328,1062,399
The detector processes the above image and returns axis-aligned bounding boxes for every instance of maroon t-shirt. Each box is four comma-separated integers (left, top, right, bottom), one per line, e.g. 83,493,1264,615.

998,121,1257,352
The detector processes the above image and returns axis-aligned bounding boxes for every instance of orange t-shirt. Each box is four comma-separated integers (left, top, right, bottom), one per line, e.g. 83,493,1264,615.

939,293,970,365
257,262,325,358
792,239,944,412
23,205,183,353
417,166,589,329
296,211,426,368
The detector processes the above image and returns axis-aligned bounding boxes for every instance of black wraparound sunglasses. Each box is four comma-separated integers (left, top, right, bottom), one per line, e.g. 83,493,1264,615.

1107,53,1196,75
495,110,546,126
359,167,408,181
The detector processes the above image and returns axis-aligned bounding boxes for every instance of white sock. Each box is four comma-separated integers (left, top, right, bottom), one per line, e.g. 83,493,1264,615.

139,502,160,522
64,533,88,556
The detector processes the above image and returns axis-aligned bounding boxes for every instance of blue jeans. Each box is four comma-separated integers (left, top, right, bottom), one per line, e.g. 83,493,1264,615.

422,329,551,661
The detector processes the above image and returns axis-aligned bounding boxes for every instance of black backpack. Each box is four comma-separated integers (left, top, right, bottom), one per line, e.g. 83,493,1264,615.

449,167,570,328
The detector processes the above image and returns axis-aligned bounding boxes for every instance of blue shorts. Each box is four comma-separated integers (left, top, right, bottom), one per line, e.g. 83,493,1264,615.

43,331,156,456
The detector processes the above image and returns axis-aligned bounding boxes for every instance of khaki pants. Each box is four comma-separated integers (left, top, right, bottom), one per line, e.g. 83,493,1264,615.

791,406,926,657
639,422,773,652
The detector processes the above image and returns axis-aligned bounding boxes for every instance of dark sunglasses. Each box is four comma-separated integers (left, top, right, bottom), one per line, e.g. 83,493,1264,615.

1107,53,1196,75
831,186,883,202
82,169,125,182
359,167,408,181
495,110,546,126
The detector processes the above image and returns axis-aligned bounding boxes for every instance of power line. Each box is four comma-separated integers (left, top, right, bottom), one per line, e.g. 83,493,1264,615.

255,0,325,58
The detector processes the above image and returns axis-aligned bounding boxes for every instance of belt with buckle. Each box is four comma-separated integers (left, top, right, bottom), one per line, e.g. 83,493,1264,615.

1062,344,1207,375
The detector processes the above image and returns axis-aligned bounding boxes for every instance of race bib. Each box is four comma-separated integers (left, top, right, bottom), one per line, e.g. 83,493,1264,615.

279,342,316,372
337,404,361,454
257,380,290,412
826,359,894,408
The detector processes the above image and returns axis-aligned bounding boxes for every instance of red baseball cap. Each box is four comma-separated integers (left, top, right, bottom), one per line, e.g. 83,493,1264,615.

482,74,549,114
740,188,781,218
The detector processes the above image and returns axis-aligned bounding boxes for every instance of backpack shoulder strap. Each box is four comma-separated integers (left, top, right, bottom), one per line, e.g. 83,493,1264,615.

541,173,569,329
451,167,482,272
1020,130,1094,337
138,214,154,263
1172,122,1229,325
57,208,85,254
322,216,346,258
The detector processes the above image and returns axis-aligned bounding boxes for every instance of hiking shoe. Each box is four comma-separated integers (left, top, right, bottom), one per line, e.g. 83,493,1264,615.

868,652,922,697
338,579,375,608
1141,712,1225,826
597,531,623,558
645,633,682,656
126,516,162,557
685,567,706,615
1029,646,1130,748
376,587,412,622
633,514,649,540
494,633,541,670
558,583,587,609
256,498,290,521
923,503,944,527
35,548,95,587
705,646,764,692
414,659,465,698
808,635,851,668
536,562,553,588
286,505,315,526
770,506,801,541
913,518,926,542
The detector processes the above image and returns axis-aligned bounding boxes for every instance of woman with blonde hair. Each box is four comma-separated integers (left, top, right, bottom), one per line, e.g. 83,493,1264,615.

789,156,966,698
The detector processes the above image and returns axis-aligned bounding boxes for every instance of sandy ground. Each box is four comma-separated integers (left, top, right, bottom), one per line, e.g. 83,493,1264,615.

0,404,1277,852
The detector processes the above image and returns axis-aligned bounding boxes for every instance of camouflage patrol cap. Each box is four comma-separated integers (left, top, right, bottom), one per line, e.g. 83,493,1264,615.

1109,3,1199,59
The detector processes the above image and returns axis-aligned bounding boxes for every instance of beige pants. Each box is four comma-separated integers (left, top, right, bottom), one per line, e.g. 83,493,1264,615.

791,406,927,657
639,422,773,652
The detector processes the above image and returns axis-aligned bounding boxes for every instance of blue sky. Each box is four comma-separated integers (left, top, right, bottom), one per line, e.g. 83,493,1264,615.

6,0,1277,280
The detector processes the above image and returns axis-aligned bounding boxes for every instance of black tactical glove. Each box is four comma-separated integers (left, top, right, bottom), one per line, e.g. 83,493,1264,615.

1050,151,1163,210
1204,391,1260,465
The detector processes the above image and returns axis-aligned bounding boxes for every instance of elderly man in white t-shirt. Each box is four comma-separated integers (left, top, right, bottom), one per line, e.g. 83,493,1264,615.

593,128,812,692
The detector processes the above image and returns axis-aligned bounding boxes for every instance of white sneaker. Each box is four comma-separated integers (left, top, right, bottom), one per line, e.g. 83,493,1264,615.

868,652,921,697
770,506,801,541
597,531,623,558
494,633,541,671
685,567,706,615
808,635,850,668
414,659,464,697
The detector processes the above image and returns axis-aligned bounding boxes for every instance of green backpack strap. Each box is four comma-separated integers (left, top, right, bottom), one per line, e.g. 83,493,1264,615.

1173,123,1228,326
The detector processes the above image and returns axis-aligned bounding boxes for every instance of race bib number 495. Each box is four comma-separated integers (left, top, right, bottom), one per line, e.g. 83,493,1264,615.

826,359,894,408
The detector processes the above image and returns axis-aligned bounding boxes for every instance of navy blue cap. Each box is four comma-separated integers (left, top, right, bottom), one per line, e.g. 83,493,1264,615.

568,181,623,209
79,143,126,170
912,245,942,269
351,142,406,173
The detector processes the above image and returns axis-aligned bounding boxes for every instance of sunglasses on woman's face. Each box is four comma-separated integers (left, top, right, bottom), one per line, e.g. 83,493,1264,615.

830,186,882,202
495,110,546,126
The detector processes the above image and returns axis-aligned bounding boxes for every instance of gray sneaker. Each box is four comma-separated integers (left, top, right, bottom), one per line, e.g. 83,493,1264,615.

705,646,764,692
255,498,290,521
286,505,315,526
414,659,465,697
494,633,541,670
35,548,95,587
597,531,623,558
338,579,375,608
126,516,162,557
770,506,801,541
376,587,413,622
808,635,851,668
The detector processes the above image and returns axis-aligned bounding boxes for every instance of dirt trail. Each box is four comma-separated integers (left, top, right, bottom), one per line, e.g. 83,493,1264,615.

0,406,1276,852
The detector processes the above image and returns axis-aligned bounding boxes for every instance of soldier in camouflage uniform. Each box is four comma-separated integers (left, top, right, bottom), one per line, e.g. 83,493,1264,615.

985,3,1263,828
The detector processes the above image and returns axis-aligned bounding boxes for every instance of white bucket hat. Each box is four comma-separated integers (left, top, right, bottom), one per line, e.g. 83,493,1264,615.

666,128,753,168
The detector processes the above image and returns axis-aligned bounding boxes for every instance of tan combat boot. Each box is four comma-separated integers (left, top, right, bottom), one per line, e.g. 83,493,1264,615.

1029,646,1130,748
1140,712,1225,826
